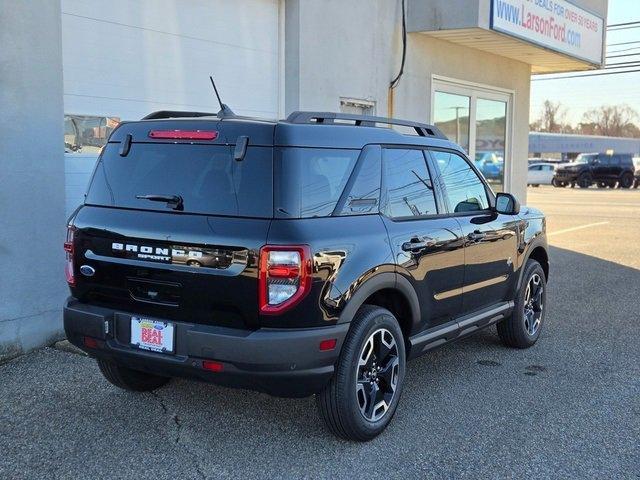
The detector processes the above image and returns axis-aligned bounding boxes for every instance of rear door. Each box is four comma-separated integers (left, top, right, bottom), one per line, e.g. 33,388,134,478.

427,149,519,314
71,122,274,331
381,147,465,328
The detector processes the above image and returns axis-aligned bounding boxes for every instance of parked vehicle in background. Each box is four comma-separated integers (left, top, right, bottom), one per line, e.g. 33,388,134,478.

63,109,549,441
474,151,504,180
552,153,636,189
528,162,556,187
633,156,640,188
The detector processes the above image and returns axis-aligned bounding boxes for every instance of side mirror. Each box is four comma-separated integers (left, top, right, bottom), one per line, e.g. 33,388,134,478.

495,192,520,215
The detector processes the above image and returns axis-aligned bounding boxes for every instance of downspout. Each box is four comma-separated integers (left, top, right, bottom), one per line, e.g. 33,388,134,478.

388,0,406,118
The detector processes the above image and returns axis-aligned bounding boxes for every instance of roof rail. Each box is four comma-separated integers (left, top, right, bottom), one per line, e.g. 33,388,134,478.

285,111,447,139
141,110,217,120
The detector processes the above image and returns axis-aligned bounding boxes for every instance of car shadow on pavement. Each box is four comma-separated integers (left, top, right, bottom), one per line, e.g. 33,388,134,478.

2,246,638,479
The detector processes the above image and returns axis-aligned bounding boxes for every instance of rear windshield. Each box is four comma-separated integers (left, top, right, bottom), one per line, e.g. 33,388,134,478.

85,143,273,217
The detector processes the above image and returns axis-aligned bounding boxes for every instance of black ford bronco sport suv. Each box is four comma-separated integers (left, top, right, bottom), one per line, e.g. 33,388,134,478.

553,152,636,189
64,110,549,441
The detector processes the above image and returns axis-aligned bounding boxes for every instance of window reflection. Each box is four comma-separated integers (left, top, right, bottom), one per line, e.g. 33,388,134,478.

433,92,470,153
431,151,489,213
383,149,437,218
475,99,506,191
64,115,120,154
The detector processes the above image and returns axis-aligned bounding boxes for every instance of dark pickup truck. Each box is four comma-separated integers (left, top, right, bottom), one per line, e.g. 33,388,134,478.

64,110,549,441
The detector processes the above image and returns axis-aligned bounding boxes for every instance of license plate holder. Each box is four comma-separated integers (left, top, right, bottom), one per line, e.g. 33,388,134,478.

130,317,175,354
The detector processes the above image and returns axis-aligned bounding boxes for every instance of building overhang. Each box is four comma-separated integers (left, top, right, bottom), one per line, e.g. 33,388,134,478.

408,0,606,74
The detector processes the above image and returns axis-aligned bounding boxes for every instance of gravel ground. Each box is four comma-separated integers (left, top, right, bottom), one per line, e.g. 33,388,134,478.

1,186,638,479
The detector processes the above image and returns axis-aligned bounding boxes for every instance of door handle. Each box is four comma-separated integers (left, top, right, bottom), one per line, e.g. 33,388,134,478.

401,237,436,252
467,230,487,242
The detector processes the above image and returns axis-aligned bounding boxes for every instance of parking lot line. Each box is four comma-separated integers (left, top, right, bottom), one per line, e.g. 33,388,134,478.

547,221,610,237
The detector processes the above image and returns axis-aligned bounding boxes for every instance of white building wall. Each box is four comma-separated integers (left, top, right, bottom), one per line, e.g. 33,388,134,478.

0,1,67,360
61,0,282,215
287,0,531,202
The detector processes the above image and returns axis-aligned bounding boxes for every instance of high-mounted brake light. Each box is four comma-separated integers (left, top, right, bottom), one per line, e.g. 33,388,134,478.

259,246,312,315
148,130,218,140
64,226,76,286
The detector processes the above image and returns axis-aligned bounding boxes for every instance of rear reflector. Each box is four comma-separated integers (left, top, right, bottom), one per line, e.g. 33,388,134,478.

83,336,100,349
319,339,337,351
148,130,218,140
202,360,224,372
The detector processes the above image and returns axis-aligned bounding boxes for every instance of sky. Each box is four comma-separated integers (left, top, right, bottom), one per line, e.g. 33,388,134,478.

529,0,640,125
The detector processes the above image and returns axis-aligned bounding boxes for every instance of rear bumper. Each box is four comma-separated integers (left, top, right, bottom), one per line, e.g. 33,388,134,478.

63,297,348,397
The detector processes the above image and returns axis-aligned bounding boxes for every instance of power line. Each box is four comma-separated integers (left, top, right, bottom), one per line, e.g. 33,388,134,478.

607,46,640,54
532,69,640,81
607,40,640,47
607,21,640,28
606,52,640,59
607,24,640,31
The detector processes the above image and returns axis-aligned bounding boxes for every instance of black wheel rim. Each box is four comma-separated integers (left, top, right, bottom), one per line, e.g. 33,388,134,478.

524,273,544,335
355,328,400,422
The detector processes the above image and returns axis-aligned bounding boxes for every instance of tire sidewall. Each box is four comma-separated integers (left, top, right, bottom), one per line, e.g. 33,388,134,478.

513,260,547,346
338,308,406,438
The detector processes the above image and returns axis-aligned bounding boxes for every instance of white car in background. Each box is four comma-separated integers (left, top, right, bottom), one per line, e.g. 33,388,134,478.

528,162,556,187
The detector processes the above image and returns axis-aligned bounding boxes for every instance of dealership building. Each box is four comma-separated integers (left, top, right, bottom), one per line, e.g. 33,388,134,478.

0,0,608,358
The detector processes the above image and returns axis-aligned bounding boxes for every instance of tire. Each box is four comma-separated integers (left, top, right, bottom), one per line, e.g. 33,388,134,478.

316,305,406,441
619,172,634,189
597,181,607,189
531,184,539,187
634,179,639,189
609,182,617,189
187,260,202,267
551,178,561,187
577,173,592,188
497,259,547,349
97,359,170,391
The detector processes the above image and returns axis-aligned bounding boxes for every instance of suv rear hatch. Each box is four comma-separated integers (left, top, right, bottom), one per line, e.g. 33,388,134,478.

68,119,274,330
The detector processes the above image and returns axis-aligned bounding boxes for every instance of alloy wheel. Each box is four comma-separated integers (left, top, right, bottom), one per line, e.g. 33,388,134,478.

523,273,544,335
355,328,400,422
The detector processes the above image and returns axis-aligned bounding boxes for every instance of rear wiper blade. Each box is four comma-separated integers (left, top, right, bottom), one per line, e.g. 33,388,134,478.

135,194,184,211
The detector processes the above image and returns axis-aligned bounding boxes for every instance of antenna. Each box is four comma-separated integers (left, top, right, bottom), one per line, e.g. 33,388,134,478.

209,76,236,118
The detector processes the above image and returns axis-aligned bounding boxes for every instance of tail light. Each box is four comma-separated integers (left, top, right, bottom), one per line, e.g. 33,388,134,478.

259,245,312,315
64,226,76,286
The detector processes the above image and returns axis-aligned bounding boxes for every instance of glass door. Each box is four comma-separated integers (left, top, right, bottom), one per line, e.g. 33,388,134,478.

431,78,512,192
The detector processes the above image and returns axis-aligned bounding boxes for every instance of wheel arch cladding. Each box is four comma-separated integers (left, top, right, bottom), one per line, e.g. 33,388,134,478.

528,246,549,281
339,272,421,342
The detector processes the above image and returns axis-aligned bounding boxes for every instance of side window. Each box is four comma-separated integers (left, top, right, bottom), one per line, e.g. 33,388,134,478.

336,146,381,216
430,150,489,213
382,149,438,218
529,165,541,171
610,155,621,166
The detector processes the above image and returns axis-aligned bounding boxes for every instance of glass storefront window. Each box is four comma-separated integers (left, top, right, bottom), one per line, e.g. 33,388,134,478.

475,98,506,192
433,92,470,153
432,79,512,192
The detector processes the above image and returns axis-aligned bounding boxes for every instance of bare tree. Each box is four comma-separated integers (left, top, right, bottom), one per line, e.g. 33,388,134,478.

531,100,571,133
580,104,639,137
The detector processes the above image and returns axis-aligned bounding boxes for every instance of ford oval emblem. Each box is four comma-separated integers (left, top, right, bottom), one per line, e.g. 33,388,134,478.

80,265,96,277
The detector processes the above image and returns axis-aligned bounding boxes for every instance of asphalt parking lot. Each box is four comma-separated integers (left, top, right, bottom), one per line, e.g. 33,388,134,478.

1,186,639,480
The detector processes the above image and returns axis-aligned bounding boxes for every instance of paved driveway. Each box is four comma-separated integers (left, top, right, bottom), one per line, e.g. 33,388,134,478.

1,186,639,479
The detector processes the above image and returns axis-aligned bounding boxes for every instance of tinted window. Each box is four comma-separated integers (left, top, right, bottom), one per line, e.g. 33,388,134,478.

336,146,381,216
382,149,438,218
529,165,541,171
86,143,273,217
610,155,621,166
430,150,489,213
275,148,359,218
598,156,610,166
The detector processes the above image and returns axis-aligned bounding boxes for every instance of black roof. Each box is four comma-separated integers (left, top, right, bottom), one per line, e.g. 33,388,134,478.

109,110,462,152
